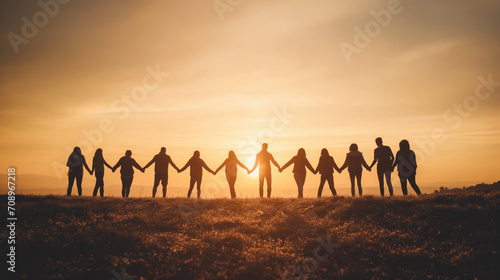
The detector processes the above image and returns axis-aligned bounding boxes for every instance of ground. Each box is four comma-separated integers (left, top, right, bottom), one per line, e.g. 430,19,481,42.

1,182,499,279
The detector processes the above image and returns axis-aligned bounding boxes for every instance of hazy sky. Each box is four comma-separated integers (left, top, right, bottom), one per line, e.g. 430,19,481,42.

1,0,499,197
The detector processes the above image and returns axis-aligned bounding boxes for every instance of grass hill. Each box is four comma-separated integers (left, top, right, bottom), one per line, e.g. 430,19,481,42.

2,182,499,279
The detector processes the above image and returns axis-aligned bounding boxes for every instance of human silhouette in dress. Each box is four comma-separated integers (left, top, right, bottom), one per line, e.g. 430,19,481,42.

249,143,280,198
315,148,341,197
178,151,215,198
66,147,92,196
91,148,112,197
369,137,394,196
143,147,180,198
112,150,144,197
280,148,316,198
214,151,249,199
392,140,422,195
339,144,371,196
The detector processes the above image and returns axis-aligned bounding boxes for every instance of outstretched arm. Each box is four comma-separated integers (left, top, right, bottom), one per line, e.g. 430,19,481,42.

236,159,249,172
143,158,155,170
314,159,321,174
214,159,227,175
392,152,399,171
389,148,395,167
201,160,215,175
332,158,341,173
132,159,144,173
83,158,92,175
270,155,280,169
280,157,294,172
178,160,190,173
249,155,259,173
112,159,121,172
103,158,113,170
169,159,180,172
369,150,377,169
305,158,316,174
361,155,371,171
339,156,349,172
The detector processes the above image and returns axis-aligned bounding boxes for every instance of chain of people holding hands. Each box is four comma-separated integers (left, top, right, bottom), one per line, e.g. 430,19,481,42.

66,137,422,199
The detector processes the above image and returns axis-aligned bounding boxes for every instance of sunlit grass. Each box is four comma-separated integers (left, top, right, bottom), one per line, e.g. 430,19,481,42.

7,182,499,279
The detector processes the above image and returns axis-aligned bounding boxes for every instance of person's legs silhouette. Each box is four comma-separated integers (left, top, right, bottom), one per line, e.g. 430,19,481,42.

385,171,393,196
349,172,356,196
399,176,408,195
67,175,76,196
408,174,421,195
76,176,83,196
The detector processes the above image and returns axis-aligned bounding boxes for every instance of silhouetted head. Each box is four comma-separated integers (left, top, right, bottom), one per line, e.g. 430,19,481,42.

262,143,268,151
375,137,383,147
228,151,236,159
193,151,200,158
297,148,306,158
160,147,166,154
73,147,82,155
125,150,132,157
349,143,358,152
399,140,410,151
321,148,329,157
94,148,103,157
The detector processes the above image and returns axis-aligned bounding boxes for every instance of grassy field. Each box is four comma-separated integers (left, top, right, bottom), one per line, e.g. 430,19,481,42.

2,182,499,279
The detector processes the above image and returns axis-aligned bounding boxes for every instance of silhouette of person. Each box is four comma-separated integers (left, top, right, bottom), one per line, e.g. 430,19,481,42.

143,147,180,198
280,148,316,198
249,143,280,198
178,151,215,198
392,140,422,195
314,148,341,197
339,143,371,196
369,137,394,196
112,150,144,197
66,147,92,196
214,151,249,199
91,148,112,197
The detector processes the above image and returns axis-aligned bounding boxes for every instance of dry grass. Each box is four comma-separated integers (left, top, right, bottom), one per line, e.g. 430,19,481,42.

3,182,499,279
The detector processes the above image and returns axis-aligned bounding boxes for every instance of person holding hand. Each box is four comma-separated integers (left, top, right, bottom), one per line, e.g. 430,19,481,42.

143,147,180,198
214,151,249,199
91,148,112,197
339,143,371,196
280,148,316,198
178,151,215,198
66,146,92,196
248,143,280,198
112,150,144,198
315,148,341,197
392,140,422,195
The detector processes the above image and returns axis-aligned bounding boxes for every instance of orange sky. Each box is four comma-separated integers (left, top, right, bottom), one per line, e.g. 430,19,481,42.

1,0,499,197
